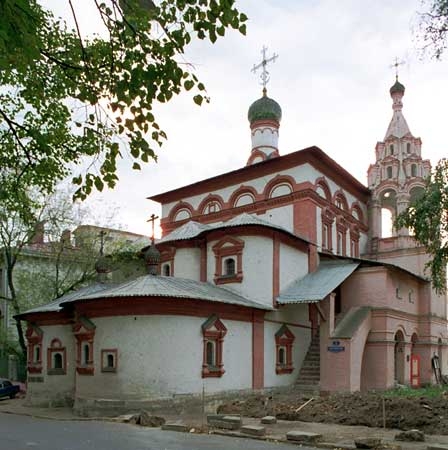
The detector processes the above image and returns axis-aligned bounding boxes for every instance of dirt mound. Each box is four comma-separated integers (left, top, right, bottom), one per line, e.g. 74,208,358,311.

218,391,448,435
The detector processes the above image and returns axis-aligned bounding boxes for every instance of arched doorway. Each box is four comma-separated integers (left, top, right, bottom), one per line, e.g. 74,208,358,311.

394,330,405,384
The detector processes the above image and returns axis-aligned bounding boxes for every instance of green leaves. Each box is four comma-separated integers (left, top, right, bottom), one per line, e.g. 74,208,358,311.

395,158,448,294
0,0,248,206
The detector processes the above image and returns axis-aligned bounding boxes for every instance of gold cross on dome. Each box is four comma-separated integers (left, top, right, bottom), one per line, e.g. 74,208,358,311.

146,213,159,242
390,57,405,81
251,46,278,91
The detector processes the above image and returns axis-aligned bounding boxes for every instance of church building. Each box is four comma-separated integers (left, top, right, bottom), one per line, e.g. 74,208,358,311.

18,71,447,414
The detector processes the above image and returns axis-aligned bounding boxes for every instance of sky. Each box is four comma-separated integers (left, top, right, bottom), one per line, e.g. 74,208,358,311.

45,0,448,238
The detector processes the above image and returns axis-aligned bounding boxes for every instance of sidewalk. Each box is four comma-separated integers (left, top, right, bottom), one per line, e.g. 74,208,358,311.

2,398,448,449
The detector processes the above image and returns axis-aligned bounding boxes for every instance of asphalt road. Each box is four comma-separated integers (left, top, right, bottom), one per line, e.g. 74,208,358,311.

0,413,317,450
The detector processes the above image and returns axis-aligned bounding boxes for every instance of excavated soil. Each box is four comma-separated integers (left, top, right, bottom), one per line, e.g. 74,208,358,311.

217,391,448,435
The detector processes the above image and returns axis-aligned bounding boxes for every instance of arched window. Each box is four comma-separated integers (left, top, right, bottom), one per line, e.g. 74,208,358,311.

34,346,40,364
107,354,114,368
174,208,191,221
224,258,236,276
389,144,394,155
270,183,292,198
411,164,417,177
278,347,286,365
406,143,411,153
387,166,393,179
53,353,62,369
163,263,170,276
234,193,254,207
47,338,66,375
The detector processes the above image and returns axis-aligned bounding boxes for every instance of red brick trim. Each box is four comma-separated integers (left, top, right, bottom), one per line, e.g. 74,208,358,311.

262,174,296,199
275,324,295,374
246,149,268,166
73,297,262,322
168,201,195,223
101,349,118,373
314,177,332,201
228,185,261,209
202,315,227,378
350,202,365,225
293,198,317,242
333,189,349,212
26,324,43,374
273,235,280,305
197,194,225,215
212,236,244,285
252,312,264,389
47,338,67,375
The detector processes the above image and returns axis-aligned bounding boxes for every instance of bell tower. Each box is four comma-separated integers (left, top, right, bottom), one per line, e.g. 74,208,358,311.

367,78,431,247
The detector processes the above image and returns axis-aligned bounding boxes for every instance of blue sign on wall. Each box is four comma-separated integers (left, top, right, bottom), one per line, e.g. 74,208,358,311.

327,340,345,353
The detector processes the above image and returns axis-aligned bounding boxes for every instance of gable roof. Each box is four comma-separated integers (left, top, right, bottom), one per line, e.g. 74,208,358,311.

149,146,370,204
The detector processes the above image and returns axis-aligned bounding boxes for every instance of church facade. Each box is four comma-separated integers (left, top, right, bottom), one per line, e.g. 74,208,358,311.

19,79,447,413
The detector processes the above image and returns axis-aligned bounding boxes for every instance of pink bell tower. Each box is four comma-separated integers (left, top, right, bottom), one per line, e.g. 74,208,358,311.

367,77,431,249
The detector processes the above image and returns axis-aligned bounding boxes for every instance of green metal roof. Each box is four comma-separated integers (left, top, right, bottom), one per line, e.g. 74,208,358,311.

247,95,282,123
277,262,360,304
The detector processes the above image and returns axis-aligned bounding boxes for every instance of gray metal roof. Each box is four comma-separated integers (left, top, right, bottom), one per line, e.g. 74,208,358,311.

158,213,309,245
277,262,360,304
157,220,212,243
21,283,112,314
75,275,272,310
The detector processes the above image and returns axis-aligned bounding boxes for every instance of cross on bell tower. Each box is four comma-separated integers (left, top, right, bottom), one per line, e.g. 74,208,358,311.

251,46,278,96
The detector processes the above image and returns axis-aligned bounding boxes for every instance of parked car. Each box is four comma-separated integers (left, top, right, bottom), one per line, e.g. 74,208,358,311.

0,379,20,399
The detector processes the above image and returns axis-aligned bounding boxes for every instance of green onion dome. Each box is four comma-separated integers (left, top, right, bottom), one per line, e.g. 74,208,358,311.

248,93,282,124
390,79,405,95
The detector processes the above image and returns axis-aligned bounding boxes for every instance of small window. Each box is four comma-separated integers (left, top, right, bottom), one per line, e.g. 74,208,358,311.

83,343,90,365
206,341,216,367
406,143,411,153
47,338,66,375
387,166,393,179
163,264,170,277
411,164,417,177
275,325,295,374
202,315,227,378
389,144,394,155
53,353,63,369
278,347,286,365
34,345,40,363
101,349,118,373
224,258,236,276
206,201,220,214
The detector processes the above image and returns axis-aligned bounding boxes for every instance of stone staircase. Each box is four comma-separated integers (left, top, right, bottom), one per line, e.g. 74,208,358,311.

296,330,320,389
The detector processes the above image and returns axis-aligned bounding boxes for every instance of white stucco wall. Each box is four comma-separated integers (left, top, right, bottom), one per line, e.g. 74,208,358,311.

206,236,273,307
279,243,308,291
75,315,253,400
258,205,294,233
173,247,201,280
264,304,311,388
26,324,75,406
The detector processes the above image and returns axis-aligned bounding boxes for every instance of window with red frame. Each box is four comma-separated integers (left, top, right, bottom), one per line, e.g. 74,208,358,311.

26,325,43,374
47,338,67,375
275,325,295,374
212,236,244,284
73,316,96,375
201,315,227,378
